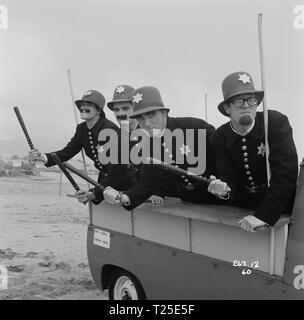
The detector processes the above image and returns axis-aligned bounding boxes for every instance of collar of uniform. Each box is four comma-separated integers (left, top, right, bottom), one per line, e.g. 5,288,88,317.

229,120,255,136
166,117,176,130
225,112,264,147
86,116,104,134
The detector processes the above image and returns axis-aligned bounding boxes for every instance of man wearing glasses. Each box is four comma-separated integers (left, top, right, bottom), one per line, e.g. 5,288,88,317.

208,72,298,232
28,89,119,182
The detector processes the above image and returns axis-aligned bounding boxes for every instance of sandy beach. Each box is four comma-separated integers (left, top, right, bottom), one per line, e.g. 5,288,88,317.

0,174,107,300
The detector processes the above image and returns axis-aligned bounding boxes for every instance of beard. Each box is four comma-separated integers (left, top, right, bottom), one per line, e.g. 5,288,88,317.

239,115,253,126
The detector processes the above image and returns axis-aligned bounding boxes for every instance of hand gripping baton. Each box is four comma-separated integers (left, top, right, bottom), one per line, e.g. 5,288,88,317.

146,157,231,200
63,163,122,203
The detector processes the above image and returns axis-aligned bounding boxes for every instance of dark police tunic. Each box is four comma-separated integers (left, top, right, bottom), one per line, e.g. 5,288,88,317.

91,125,178,204
122,116,216,210
92,128,139,203
210,110,298,226
44,116,119,182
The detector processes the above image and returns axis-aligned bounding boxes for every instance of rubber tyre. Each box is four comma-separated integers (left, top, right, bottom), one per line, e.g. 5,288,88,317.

108,269,146,300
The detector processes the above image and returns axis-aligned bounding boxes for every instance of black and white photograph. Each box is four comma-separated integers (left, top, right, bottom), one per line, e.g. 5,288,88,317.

0,0,304,304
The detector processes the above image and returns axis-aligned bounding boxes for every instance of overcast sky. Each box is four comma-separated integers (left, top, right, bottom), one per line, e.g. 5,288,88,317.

0,0,303,158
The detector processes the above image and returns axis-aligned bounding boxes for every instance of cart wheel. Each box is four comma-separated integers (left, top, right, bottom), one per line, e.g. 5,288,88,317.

108,269,146,300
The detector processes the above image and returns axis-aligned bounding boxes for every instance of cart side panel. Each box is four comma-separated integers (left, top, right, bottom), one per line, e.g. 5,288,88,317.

92,201,132,235
133,208,190,251
87,226,304,299
191,219,288,276
90,200,289,277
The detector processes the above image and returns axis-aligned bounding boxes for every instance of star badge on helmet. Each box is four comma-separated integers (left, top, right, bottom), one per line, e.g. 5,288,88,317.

116,86,125,94
84,90,93,96
238,73,251,84
133,93,143,104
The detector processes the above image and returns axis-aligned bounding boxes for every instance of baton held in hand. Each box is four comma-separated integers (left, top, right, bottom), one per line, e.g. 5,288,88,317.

63,162,104,190
50,153,80,192
146,157,211,185
13,106,35,150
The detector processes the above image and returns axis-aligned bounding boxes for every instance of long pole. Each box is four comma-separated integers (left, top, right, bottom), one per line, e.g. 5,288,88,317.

59,171,62,197
67,69,90,189
258,14,271,184
258,13,274,275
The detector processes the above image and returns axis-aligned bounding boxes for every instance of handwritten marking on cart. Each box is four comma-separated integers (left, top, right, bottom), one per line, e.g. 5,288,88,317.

0,265,8,289
293,265,304,290
233,260,260,275
294,5,304,29
93,229,110,249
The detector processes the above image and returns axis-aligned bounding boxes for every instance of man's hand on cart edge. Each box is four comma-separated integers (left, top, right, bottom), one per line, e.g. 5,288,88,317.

207,175,231,200
103,186,131,206
73,189,95,204
148,195,164,205
238,215,268,232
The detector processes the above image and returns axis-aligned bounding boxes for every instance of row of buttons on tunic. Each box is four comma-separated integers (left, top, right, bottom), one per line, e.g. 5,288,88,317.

163,142,192,187
88,131,103,171
162,142,192,187
242,138,254,187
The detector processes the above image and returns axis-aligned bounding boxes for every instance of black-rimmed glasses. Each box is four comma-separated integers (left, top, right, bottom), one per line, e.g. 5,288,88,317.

231,97,258,108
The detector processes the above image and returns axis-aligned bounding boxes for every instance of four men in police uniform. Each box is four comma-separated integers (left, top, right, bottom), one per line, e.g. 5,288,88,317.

28,73,299,232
